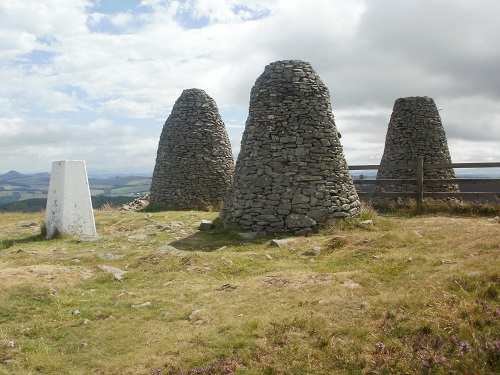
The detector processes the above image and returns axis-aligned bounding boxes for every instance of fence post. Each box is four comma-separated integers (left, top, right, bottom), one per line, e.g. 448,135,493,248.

416,157,424,211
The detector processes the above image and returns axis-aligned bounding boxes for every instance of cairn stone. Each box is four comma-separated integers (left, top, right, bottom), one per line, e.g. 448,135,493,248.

375,96,459,195
150,89,234,210
220,60,360,233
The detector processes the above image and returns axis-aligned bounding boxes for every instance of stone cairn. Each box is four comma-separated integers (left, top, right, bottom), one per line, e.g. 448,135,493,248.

375,96,459,195
150,89,234,210
220,60,360,234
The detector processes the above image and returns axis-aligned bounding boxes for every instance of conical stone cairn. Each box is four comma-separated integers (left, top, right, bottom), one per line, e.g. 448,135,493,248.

150,89,234,210
375,96,459,195
220,60,360,233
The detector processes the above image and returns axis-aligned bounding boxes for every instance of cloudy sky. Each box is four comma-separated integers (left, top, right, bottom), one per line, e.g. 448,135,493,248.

1,0,499,175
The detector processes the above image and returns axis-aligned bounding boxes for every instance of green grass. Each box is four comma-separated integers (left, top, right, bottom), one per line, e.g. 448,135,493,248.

0,206,498,374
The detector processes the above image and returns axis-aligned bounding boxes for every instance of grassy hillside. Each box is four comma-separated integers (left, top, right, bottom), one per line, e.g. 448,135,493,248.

87,176,151,196
0,207,499,374
0,172,151,204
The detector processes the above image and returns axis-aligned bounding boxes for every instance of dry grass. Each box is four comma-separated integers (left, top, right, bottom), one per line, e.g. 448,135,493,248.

0,207,498,374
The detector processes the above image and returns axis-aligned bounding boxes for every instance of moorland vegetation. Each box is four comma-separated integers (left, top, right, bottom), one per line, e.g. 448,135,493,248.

0,201,499,374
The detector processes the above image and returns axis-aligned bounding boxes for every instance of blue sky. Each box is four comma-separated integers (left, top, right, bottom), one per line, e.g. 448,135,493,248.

1,0,499,174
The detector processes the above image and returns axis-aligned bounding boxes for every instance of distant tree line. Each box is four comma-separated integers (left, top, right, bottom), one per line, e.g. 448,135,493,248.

0,196,132,213
0,192,21,204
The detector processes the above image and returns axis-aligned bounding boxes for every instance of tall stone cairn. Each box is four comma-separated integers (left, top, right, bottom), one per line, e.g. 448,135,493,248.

220,60,360,234
375,96,459,194
150,89,234,210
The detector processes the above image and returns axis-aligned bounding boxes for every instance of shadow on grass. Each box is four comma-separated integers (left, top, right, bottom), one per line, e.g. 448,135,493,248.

0,233,46,250
168,223,272,252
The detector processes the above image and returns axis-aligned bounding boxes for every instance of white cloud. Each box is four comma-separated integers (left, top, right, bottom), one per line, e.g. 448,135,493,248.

0,1,89,37
0,0,499,174
0,30,37,59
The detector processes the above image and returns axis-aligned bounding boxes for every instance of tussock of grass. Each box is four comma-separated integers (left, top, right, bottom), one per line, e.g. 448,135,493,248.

0,206,498,374
374,198,500,216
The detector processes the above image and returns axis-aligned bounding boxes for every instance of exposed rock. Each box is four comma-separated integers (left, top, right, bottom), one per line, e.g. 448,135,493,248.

131,302,151,308
98,253,126,260
188,309,200,320
20,221,38,228
119,194,150,211
270,238,295,247
150,89,234,210
98,265,127,281
216,283,237,291
341,280,360,287
198,220,214,231
412,230,423,237
359,220,374,227
311,246,321,255
220,60,360,233
157,245,186,257
156,221,186,231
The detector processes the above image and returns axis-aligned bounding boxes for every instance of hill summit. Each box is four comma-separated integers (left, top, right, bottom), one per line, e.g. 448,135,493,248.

0,170,25,182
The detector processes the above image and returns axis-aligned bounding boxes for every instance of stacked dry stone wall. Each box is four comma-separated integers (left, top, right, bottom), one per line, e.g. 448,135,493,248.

375,96,459,194
150,89,234,210
220,60,360,234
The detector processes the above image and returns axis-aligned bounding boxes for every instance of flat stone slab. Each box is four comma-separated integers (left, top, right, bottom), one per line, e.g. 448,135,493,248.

157,245,187,257
131,302,151,308
270,238,295,247
198,220,214,231
98,265,127,281
341,280,360,287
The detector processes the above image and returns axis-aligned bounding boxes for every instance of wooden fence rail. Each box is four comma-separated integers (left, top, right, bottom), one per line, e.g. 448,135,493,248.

349,159,500,208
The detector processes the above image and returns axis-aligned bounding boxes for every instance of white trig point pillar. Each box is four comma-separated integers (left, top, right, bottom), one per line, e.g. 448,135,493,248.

45,160,96,239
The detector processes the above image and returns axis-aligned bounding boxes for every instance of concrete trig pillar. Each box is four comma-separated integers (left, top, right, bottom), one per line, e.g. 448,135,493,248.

45,160,96,239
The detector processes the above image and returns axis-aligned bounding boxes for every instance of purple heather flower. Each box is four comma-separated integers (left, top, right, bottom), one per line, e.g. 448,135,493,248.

459,341,472,354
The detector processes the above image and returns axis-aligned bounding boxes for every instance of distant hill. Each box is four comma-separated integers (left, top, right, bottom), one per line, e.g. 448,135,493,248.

0,170,26,182
0,196,135,213
0,171,151,204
